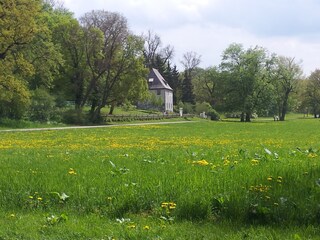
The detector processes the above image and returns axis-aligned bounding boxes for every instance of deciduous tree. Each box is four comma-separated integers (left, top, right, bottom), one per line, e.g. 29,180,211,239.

271,56,303,121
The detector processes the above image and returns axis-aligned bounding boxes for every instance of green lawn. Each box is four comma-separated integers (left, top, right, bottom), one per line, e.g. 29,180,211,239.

1,118,320,239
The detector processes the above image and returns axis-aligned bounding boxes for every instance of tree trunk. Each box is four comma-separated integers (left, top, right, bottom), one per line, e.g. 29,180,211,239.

240,112,245,122
279,91,290,121
109,102,115,115
90,106,102,124
245,112,251,122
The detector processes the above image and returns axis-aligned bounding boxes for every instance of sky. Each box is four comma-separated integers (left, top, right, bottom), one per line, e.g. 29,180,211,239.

62,0,320,76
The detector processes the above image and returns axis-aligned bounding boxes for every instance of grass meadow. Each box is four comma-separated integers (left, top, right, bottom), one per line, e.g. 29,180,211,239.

1,118,320,239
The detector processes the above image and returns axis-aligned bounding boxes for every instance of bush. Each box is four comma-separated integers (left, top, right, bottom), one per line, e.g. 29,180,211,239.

182,102,195,114
0,75,31,119
195,102,212,115
28,88,56,122
207,109,220,121
62,109,89,125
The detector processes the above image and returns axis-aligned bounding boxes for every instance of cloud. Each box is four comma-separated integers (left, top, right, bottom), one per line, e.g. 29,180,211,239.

202,0,320,38
62,0,320,74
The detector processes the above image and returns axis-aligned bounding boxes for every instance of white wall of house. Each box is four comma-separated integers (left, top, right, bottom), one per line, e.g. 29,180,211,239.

164,90,173,112
150,89,173,112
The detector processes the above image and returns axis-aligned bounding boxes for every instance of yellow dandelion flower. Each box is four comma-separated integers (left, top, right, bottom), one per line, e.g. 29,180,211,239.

193,160,209,166
265,196,271,200
37,197,43,201
161,202,168,208
68,168,77,175
168,202,176,210
10,213,15,218
143,225,150,230
251,159,259,165
308,153,317,158
267,177,273,181
128,224,136,229
223,159,230,166
29,196,34,199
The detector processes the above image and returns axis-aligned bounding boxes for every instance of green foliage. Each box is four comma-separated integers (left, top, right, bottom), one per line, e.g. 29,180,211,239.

28,88,56,122
207,108,220,121
62,109,89,125
221,43,275,122
271,56,303,121
0,75,31,119
195,102,212,114
181,71,195,104
181,102,195,114
305,70,320,117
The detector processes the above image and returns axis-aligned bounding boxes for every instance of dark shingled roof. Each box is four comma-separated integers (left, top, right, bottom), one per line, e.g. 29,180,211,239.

148,68,173,91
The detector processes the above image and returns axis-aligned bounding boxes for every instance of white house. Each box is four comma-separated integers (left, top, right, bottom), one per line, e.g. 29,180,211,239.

147,68,173,112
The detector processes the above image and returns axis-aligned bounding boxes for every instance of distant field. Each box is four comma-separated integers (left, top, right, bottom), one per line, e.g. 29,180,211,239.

1,118,320,239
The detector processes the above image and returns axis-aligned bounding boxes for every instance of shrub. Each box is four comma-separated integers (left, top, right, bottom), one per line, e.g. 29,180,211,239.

207,109,220,121
62,109,89,125
28,88,56,122
195,102,212,115
182,102,195,114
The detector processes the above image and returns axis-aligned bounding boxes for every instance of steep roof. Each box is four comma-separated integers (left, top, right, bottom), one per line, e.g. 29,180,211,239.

148,68,173,91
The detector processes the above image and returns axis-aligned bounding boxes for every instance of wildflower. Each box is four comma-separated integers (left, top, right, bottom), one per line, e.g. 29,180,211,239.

168,202,176,210
29,196,34,199
192,160,209,166
68,168,76,175
107,197,113,201
274,202,279,206
265,196,271,200
223,159,230,166
161,202,168,208
37,197,43,201
233,160,239,165
143,225,150,230
251,159,259,165
267,176,273,181
10,213,15,218
128,224,136,229
277,176,282,183
308,153,317,158
249,184,270,192
161,202,176,210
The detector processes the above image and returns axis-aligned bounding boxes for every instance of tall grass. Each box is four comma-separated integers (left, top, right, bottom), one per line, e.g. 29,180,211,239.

0,119,320,238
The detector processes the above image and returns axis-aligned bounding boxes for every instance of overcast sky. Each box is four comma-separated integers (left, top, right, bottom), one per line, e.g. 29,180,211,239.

62,0,320,75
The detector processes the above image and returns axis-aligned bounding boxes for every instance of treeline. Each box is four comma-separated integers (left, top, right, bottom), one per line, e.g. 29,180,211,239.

1,0,319,124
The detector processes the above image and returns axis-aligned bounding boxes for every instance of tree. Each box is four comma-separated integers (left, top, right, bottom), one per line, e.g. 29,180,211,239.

163,62,181,105
220,43,274,122
143,30,174,70
24,3,65,90
193,67,223,108
51,11,87,109
0,0,44,119
181,51,201,104
80,10,148,122
271,56,303,121
305,69,320,118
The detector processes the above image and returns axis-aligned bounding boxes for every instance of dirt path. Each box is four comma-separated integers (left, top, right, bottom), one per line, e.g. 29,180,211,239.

0,121,197,133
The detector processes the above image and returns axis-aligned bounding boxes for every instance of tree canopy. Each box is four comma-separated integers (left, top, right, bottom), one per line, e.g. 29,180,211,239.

0,2,316,123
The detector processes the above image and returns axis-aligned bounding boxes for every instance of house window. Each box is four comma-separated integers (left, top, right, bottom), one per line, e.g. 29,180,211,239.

157,90,161,95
